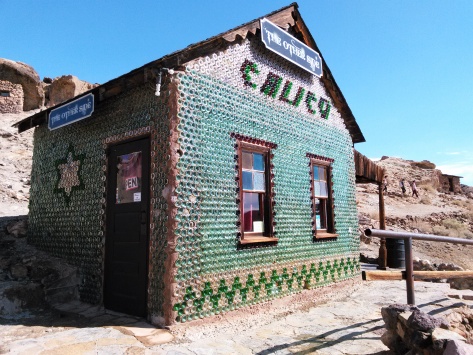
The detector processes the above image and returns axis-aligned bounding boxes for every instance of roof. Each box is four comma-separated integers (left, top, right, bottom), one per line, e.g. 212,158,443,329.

354,150,385,184
15,3,365,143
441,174,463,179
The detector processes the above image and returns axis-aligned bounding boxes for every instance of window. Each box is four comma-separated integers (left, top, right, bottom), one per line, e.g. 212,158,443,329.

0,91,11,97
116,151,142,204
309,155,337,239
234,134,277,245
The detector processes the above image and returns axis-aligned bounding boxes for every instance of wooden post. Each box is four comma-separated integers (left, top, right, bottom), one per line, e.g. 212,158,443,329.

378,182,387,269
404,237,415,305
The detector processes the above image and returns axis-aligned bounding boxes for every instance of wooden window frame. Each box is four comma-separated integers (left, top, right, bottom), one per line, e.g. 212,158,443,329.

236,140,277,245
309,157,337,239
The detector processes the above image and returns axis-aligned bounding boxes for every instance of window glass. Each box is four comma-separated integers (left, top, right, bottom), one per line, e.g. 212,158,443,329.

253,172,265,191
242,152,253,170
315,200,322,229
253,153,265,171
243,192,263,232
319,167,326,181
319,181,328,197
116,151,142,204
242,171,253,190
314,182,321,196
315,198,327,229
313,166,319,180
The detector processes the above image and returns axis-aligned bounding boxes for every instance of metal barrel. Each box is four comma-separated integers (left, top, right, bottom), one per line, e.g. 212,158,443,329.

386,238,405,268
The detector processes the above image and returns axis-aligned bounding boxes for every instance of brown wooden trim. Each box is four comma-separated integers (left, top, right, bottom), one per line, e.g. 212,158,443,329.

239,141,271,154
309,156,336,239
234,135,276,243
306,153,334,163
239,237,279,245
163,78,180,325
309,157,331,167
314,232,338,239
231,132,277,149
327,165,335,234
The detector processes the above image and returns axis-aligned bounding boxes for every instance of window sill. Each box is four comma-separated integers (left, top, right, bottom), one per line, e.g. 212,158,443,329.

239,236,279,245
314,232,338,239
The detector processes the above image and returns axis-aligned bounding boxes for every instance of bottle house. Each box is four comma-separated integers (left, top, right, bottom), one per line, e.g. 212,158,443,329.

16,3,367,325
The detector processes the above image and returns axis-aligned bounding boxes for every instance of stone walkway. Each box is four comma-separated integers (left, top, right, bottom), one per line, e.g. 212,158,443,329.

1,280,473,354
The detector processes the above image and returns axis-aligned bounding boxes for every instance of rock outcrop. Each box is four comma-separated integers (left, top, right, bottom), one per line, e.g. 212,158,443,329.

46,75,97,106
0,58,44,111
411,160,437,170
0,58,98,113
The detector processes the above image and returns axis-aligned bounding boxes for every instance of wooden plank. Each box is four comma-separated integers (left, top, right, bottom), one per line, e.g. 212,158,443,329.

362,270,403,281
363,270,473,281
413,271,473,279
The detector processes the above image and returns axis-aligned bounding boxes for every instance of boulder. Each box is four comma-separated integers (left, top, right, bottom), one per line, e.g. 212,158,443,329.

6,219,28,238
0,58,44,110
407,309,448,332
0,282,46,315
381,304,419,330
444,340,473,355
10,263,28,279
48,75,97,106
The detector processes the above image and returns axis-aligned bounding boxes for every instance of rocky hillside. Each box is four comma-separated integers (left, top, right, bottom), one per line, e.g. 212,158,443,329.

358,156,473,270
0,110,36,216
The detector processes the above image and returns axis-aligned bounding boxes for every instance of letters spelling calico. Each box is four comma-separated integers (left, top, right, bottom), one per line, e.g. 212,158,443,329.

240,59,331,120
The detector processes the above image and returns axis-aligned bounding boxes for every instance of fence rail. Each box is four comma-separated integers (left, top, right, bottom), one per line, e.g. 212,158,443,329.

364,229,473,305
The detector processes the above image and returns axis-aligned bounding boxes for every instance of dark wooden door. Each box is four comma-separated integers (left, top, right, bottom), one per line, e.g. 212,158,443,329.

104,137,150,317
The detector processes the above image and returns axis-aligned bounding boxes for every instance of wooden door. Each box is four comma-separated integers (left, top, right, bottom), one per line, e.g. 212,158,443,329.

104,137,150,317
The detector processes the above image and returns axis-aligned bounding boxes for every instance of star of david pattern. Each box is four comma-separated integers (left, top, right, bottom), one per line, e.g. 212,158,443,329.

55,146,85,203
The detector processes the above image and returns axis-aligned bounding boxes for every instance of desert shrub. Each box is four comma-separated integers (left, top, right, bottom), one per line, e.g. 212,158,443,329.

467,211,473,223
420,196,431,205
432,225,450,236
442,218,464,231
412,220,433,234
464,202,473,221
463,230,473,239
437,218,471,238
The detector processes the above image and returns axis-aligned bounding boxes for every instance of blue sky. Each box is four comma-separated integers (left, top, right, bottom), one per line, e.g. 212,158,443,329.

3,1,472,185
